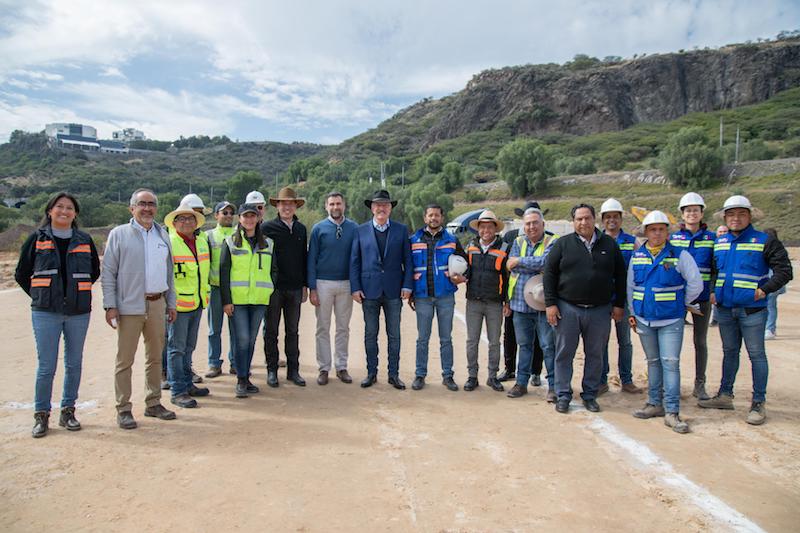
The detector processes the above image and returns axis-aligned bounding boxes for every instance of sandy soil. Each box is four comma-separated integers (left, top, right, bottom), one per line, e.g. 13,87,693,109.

1,256,799,531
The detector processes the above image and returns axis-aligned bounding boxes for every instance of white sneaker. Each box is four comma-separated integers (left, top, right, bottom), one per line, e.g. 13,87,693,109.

764,330,776,341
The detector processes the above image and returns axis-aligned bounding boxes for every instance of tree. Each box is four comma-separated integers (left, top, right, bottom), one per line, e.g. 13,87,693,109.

496,138,555,197
403,181,453,230
425,152,444,174
439,161,464,192
658,127,722,188
226,170,263,204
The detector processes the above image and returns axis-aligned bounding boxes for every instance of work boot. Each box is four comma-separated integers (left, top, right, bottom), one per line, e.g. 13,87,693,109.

664,413,690,434
633,403,665,419
698,393,734,410
32,411,49,438
267,370,279,388
188,384,210,397
746,402,766,425
205,367,222,378
507,384,527,398
597,383,610,396
236,378,249,398
546,388,557,403
191,370,203,384
317,371,329,386
160,373,170,390
144,404,176,420
58,406,81,431
486,377,504,392
117,411,137,429
531,374,542,387
621,382,643,394
336,369,353,383
692,381,710,400
245,379,260,394
463,377,478,391
170,393,198,409
411,376,425,390
442,377,458,392
229,365,237,375
497,369,515,382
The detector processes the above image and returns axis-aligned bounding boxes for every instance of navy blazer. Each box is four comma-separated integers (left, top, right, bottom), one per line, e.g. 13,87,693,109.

350,220,414,299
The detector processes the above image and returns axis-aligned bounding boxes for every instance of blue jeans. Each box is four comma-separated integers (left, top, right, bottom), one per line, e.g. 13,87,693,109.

362,296,402,377
207,286,236,368
167,308,202,396
636,318,684,413
513,311,555,388
601,307,633,385
31,310,90,412
414,293,455,378
765,292,779,334
231,305,266,378
716,306,769,402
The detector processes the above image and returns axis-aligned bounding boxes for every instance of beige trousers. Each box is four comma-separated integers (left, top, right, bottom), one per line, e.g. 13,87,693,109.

114,297,166,413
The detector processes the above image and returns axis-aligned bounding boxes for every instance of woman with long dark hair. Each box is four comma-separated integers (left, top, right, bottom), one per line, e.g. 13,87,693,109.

219,204,276,398
15,192,101,438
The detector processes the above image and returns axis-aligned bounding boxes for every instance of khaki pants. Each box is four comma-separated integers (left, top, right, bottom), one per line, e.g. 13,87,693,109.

314,280,353,372
114,298,166,413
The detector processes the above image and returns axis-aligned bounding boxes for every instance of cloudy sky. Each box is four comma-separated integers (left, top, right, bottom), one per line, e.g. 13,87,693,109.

0,0,797,145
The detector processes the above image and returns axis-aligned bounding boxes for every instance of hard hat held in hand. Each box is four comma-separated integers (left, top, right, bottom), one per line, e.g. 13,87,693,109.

448,255,468,276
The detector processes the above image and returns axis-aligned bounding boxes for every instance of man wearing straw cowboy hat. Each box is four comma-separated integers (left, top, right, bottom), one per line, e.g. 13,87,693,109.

164,202,211,408
463,210,510,392
350,189,413,390
262,186,309,387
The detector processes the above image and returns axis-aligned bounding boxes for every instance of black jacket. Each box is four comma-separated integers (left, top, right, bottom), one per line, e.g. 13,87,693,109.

15,226,100,314
465,236,509,302
261,216,308,290
543,229,626,308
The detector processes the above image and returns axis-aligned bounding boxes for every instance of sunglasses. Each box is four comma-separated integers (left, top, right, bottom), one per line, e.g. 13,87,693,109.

220,210,235,216
336,225,342,240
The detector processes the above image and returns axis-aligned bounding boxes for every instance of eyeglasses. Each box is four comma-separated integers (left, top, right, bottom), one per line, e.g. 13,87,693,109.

175,215,196,223
135,201,157,208
336,225,342,240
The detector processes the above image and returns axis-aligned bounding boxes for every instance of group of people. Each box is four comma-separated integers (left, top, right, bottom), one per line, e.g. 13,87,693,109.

16,185,792,438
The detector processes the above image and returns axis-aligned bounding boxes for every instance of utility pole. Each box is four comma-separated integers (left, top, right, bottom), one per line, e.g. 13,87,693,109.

275,173,279,195
401,164,405,188
380,162,386,188
734,127,740,163
719,117,724,148
210,186,214,205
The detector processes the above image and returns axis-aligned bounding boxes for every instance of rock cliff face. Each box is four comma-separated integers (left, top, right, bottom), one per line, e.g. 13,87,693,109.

359,40,800,152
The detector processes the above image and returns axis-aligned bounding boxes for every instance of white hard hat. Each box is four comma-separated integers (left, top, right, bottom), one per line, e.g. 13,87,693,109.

679,192,705,209
642,210,670,227
245,190,266,204
448,255,468,276
723,195,752,212
181,193,205,210
600,198,624,215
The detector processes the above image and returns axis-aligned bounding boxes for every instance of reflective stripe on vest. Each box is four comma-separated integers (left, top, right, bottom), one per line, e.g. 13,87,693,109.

507,234,558,301
206,225,235,286
409,229,458,298
713,225,769,308
226,233,275,305
170,230,211,312
631,243,686,320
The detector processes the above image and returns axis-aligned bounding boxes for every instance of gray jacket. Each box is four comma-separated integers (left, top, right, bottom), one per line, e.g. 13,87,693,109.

101,219,176,314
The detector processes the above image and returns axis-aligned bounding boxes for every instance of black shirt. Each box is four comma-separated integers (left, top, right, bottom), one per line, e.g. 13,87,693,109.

261,216,308,290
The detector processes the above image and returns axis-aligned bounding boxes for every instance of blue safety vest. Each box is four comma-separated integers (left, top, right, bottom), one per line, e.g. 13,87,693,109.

609,230,637,267
409,228,458,298
714,225,769,309
670,226,715,302
631,243,686,320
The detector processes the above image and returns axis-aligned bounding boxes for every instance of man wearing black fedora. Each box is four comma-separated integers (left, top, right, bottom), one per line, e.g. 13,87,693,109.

261,187,308,387
499,200,549,385
350,190,414,389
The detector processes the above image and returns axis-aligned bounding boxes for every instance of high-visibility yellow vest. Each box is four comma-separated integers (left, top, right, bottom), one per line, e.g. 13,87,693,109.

206,225,235,286
226,231,275,305
507,233,559,300
170,230,211,312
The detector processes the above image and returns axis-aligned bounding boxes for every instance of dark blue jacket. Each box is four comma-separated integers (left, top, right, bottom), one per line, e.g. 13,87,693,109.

350,220,414,300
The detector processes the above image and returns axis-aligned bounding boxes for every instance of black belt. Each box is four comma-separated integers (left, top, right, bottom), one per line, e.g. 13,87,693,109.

145,293,162,301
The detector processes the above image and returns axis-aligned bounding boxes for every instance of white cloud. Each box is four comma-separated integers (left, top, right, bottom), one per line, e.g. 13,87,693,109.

0,0,798,142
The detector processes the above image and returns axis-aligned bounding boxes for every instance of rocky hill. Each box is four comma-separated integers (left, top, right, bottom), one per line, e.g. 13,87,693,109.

341,39,800,155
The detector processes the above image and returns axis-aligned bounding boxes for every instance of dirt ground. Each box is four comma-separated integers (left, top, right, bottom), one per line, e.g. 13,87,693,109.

1,255,799,532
